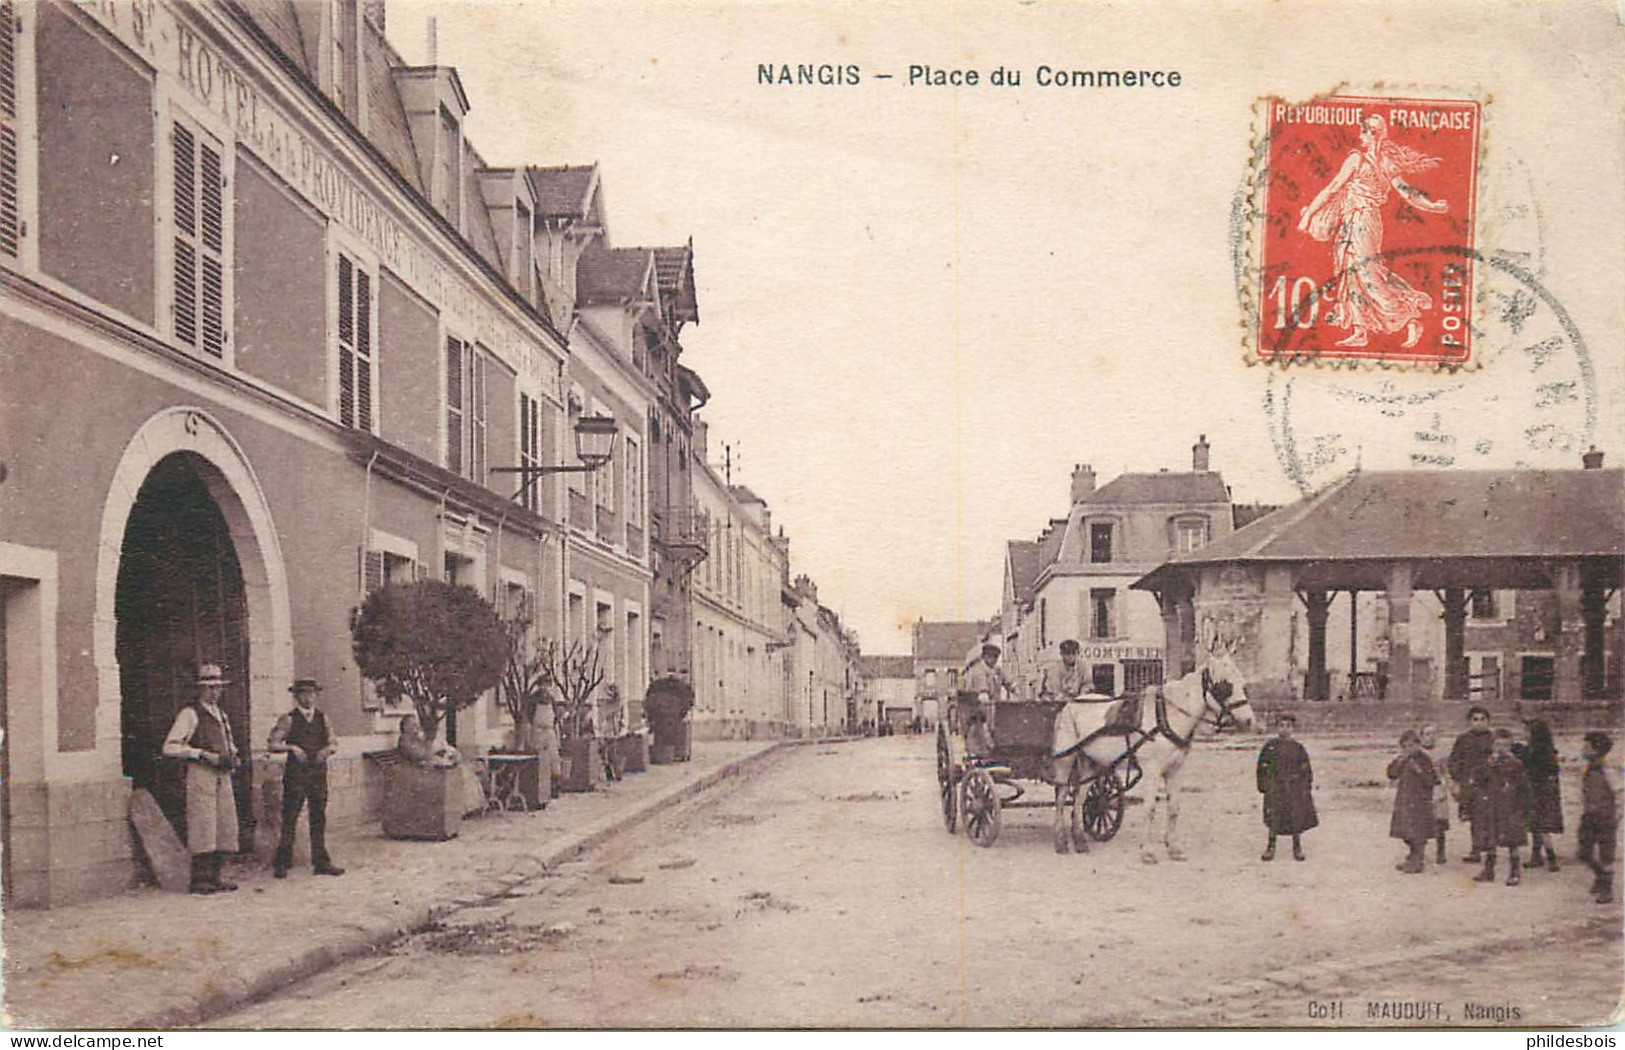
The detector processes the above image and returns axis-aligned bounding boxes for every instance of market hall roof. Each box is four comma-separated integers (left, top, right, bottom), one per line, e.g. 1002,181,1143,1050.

1135,467,1625,593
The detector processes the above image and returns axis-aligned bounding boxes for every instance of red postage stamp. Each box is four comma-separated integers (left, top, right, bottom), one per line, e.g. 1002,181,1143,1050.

1255,95,1481,365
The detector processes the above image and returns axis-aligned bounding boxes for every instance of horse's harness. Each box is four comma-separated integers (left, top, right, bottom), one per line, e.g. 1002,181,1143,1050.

1151,669,1243,750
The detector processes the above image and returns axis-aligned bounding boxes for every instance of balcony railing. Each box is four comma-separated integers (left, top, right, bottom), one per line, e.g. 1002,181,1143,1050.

652,506,710,563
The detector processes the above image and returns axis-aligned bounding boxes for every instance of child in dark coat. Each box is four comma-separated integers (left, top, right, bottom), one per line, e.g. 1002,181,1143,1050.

1389,729,1439,874
1257,712,1317,861
1517,719,1564,872
1473,727,1533,886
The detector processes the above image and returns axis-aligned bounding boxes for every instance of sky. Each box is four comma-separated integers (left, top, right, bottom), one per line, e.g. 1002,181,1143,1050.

386,0,1625,655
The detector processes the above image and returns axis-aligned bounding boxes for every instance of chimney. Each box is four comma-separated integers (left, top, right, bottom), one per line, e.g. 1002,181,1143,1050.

426,15,438,65
1583,445,1605,470
1070,463,1096,504
1193,434,1211,472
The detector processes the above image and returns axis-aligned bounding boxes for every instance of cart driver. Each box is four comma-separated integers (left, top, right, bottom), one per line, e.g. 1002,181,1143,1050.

1040,639,1089,701
959,644,1013,755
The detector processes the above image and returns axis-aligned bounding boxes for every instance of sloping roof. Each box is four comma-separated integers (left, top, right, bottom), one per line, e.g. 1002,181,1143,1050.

1158,467,1624,568
1085,471,1230,506
529,164,600,221
913,621,987,662
650,243,699,324
859,655,914,679
1007,540,1042,606
577,245,654,305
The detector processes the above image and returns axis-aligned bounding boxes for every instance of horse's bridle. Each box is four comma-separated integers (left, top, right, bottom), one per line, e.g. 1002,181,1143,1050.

1200,668,1246,732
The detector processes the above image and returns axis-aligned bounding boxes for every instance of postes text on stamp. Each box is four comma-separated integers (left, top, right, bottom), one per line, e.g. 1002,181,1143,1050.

1256,95,1481,366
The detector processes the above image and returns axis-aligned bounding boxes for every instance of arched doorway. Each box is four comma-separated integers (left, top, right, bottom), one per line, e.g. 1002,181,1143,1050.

116,452,253,848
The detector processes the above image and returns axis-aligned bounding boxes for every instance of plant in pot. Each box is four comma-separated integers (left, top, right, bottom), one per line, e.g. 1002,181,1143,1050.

538,639,606,793
351,580,508,839
495,615,556,810
645,676,695,764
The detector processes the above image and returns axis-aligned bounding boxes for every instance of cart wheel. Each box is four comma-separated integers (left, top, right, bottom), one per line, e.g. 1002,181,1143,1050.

1077,770,1127,842
937,728,958,834
961,767,1001,847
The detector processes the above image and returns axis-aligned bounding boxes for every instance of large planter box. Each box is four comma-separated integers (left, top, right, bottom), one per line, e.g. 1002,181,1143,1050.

619,733,649,773
559,737,603,793
381,760,462,840
650,719,691,763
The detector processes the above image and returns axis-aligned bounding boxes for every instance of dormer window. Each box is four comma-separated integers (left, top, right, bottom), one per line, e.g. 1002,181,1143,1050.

515,199,534,301
1090,522,1113,564
436,105,460,228
1171,516,1209,554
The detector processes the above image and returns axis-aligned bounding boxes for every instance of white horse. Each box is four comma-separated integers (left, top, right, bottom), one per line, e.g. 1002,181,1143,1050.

1050,652,1255,863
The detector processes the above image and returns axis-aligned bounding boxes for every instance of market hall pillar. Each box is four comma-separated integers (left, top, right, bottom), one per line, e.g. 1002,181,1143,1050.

1581,571,1610,699
1553,561,1583,703
1302,591,1331,701
1440,587,1468,701
1385,562,1414,703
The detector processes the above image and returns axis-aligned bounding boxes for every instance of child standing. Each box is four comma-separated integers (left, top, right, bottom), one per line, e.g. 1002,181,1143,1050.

1256,712,1318,861
1578,731,1621,905
1473,727,1533,886
1519,719,1564,872
1420,724,1451,864
1389,728,1440,874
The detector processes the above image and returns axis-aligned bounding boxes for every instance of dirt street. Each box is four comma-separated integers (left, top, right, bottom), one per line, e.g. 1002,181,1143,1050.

216,733,1623,1029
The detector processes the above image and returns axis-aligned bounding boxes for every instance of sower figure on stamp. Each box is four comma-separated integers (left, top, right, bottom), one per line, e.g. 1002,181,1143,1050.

1256,712,1317,861
1297,113,1449,350
1473,727,1533,886
268,678,345,879
162,663,242,894
1448,706,1495,862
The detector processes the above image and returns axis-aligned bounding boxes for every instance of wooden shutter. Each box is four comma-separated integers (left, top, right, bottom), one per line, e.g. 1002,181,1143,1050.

337,257,373,431
173,120,226,357
0,0,19,258
518,393,538,511
471,347,487,483
338,255,355,427
445,336,464,474
360,547,383,595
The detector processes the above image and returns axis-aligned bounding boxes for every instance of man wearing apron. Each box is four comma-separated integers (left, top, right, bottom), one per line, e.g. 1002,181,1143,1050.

162,663,241,894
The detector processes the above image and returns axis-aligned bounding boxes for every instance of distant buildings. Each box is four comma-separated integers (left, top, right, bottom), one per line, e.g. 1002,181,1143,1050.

911,620,992,725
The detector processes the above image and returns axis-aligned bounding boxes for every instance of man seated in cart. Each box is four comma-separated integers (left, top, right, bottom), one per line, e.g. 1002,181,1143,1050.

1038,639,1089,701
958,643,1015,755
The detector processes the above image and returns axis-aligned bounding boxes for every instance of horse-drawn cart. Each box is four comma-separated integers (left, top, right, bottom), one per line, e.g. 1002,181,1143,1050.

936,692,1141,850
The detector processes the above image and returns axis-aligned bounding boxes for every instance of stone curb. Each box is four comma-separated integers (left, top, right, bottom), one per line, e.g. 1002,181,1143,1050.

129,742,793,1030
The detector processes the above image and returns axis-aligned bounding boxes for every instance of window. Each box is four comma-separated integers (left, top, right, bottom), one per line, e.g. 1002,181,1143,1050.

1174,517,1208,554
1090,522,1113,564
518,392,542,512
444,551,475,587
335,253,375,431
502,580,531,623
1469,589,1500,620
515,200,534,300
360,548,416,593
1039,597,1047,648
171,117,229,358
444,338,487,481
626,435,643,523
436,106,460,227
1091,663,1116,696
1090,588,1116,640
0,0,20,259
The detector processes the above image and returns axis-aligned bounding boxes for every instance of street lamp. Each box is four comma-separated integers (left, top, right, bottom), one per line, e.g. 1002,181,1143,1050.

491,413,618,501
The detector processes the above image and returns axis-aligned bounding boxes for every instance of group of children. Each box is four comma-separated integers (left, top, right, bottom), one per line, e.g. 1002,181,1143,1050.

1253,709,1620,904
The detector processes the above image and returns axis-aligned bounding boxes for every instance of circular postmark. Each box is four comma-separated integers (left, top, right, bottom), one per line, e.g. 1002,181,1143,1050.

1234,91,1596,495
1261,247,1594,496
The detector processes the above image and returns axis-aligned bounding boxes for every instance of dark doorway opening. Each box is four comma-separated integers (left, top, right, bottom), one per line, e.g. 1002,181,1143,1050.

116,453,254,850
1520,656,1555,701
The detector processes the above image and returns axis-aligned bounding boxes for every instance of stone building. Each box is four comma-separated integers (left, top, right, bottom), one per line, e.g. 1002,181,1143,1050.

911,620,990,725
1001,437,1235,699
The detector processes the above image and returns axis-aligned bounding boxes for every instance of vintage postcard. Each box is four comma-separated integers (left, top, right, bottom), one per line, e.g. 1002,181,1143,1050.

1,0,1622,1037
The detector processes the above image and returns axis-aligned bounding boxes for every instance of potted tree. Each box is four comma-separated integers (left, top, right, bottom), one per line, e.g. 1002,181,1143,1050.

539,640,606,793
351,580,508,839
645,676,694,764
495,616,553,809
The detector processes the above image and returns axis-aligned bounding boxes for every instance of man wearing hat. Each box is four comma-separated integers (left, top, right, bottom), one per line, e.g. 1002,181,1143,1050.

1039,639,1089,701
162,663,242,894
267,678,344,879
959,644,1014,755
